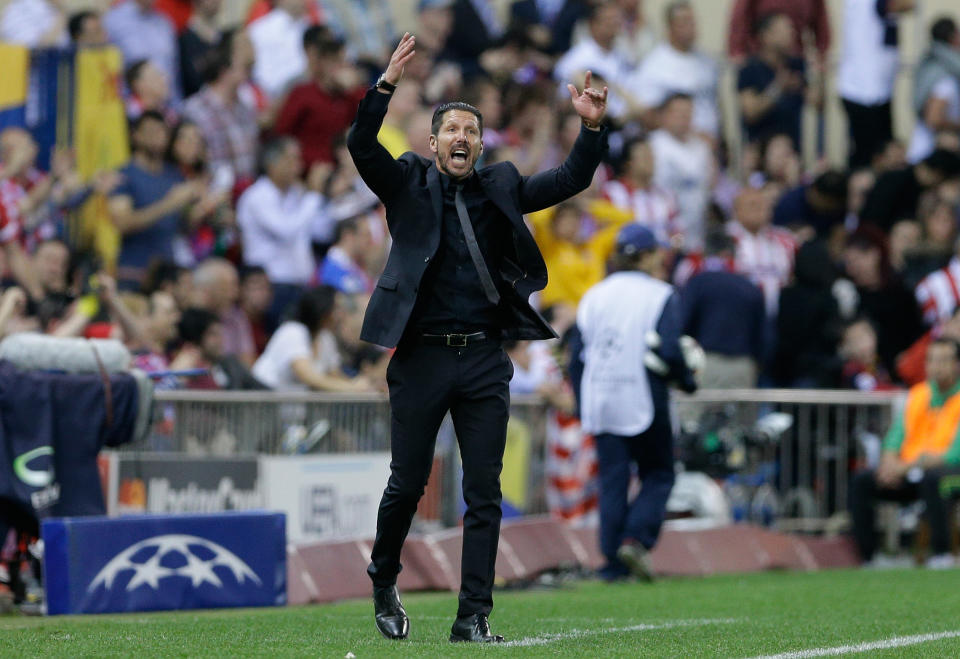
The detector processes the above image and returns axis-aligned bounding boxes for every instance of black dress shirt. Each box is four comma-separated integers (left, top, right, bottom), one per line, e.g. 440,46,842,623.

411,171,509,333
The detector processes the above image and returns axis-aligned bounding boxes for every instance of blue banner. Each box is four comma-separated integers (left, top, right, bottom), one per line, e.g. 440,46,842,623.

25,48,74,172
43,512,286,615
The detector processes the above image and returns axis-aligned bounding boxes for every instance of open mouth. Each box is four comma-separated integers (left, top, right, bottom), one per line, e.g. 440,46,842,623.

450,148,468,164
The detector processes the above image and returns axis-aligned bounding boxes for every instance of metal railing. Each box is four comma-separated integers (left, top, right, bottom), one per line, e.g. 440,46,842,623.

672,389,902,530
145,389,903,529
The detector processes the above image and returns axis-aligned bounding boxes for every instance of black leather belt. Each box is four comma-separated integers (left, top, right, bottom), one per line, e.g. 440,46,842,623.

419,331,491,347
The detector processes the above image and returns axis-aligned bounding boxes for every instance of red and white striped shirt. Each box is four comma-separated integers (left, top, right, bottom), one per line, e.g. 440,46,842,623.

916,256,960,325
0,168,45,246
726,220,797,315
601,178,680,244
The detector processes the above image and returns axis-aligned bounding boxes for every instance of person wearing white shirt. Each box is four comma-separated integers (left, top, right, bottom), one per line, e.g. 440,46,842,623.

0,0,67,48
648,94,714,251
908,18,960,164
569,0,655,68
838,0,914,168
505,340,573,413
908,76,960,164
624,1,718,137
237,137,323,327
253,285,370,392
554,3,630,121
104,0,181,103
248,0,311,101
576,224,699,581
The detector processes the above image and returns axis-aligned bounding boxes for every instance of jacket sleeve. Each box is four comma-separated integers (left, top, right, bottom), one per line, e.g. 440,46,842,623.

655,291,697,393
727,0,752,58
882,413,905,454
750,283,766,363
517,125,607,214
274,88,299,136
346,88,411,203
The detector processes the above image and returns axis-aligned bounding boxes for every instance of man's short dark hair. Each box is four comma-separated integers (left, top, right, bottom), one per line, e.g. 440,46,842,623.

812,170,848,203
753,12,787,39
201,28,243,84
303,24,344,56
239,264,268,284
658,92,693,111
124,59,149,91
333,216,361,245
589,1,618,22
931,16,957,44
68,11,95,42
704,229,735,257
259,136,297,174
130,109,166,134
923,148,960,179
179,308,220,346
665,0,691,25
431,102,483,136
608,250,648,274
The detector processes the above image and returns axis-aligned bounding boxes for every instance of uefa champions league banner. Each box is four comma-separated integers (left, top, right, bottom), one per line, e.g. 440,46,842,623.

42,512,286,615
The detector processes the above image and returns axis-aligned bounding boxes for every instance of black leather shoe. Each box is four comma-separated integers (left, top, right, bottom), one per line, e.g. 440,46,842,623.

449,613,504,643
373,585,409,640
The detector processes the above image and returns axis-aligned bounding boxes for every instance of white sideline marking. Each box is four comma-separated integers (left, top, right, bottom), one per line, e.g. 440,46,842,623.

499,618,739,648
746,629,960,659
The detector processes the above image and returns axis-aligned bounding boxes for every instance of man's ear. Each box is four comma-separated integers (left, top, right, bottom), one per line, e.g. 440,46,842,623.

429,134,438,154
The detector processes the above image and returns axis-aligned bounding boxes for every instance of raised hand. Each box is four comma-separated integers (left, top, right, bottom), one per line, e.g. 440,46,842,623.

383,32,416,87
567,71,608,127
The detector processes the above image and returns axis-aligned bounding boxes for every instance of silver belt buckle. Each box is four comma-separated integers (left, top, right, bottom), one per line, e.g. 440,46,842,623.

446,333,468,347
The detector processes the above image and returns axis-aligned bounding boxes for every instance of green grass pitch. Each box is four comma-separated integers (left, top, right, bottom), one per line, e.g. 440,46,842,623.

2,568,959,657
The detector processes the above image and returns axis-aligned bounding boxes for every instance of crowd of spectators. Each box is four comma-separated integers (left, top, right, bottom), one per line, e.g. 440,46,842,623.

0,0,959,398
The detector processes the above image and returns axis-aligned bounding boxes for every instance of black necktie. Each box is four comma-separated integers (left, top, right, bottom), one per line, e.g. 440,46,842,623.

454,183,500,305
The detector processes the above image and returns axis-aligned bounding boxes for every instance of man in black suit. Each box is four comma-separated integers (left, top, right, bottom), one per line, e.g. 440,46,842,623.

348,33,607,643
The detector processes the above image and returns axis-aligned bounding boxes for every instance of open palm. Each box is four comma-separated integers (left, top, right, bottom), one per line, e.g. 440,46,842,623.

567,71,608,125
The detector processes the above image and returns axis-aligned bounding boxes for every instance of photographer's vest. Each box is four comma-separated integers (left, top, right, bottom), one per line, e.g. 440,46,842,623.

901,381,960,463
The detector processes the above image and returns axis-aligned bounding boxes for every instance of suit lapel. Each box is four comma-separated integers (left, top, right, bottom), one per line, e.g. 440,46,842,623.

477,167,548,289
426,162,443,226
477,169,523,231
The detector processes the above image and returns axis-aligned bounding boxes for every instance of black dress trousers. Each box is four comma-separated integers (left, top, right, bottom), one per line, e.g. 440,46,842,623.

367,337,513,617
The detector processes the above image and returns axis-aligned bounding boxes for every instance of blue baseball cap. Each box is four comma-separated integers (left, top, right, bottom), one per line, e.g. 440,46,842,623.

616,224,663,255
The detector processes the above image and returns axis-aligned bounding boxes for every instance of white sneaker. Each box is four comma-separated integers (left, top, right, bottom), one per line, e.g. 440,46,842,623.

925,553,957,570
616,542,654,582
863,554,911,569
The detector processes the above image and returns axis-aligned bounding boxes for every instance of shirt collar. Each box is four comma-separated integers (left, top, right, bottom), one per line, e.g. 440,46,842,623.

929,379,960,404
439,170,477,193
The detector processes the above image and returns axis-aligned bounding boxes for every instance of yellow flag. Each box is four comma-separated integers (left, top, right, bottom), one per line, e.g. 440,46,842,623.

0,44,29,113
73,47,129,269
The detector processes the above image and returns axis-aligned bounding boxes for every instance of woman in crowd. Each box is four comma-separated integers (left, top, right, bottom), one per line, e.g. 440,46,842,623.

252,285,371,392
165,120,234,264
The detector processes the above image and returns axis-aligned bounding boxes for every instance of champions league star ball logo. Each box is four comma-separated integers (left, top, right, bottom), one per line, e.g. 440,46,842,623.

87,534,261,593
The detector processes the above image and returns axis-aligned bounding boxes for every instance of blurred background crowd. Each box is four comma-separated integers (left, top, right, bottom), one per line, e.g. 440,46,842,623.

0,0,959,399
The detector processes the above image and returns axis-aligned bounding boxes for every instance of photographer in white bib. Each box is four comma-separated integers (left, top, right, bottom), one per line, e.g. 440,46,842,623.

576,224,702,581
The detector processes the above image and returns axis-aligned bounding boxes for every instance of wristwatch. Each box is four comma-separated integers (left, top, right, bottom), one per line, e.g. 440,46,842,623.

375,74,397,94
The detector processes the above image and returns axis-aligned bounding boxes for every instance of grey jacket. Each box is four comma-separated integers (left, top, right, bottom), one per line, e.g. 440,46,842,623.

913,42,960,115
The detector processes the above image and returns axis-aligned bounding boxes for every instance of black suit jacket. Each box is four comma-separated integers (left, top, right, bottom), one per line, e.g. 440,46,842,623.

347,88,606,348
